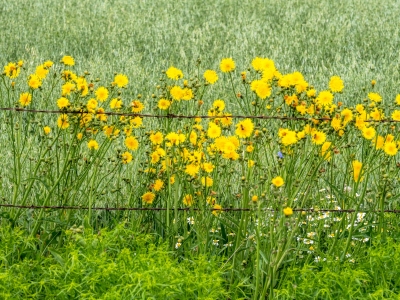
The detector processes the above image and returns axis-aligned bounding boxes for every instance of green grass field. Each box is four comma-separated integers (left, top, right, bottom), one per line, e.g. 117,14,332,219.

2,0,400,299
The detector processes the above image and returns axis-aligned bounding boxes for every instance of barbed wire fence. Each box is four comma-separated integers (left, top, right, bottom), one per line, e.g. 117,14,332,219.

1,106,400,214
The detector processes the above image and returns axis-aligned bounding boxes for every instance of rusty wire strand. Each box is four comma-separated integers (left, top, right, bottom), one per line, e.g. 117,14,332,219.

1,203,400,213
0,106,398,122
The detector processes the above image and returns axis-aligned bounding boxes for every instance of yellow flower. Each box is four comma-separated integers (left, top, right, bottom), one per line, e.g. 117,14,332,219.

372,135,385,150
316,90,333,106
57,114,69,129
87,139,99,150
185,164,200,177
341,108,353,125
279,129,298,146
181,88,193,100
4,62,20,78
43,61,53,68
272,176,284,187
43,126,51,135
395,94,400,105
121,151,133,164
212,204,222,216
61,82,75,96
220,114,233,127
251,57,275,72
95,87,109,102
150,151,160,164
246,145,254,152
57,97,70,109
96,108,107,122
368,92,382,102
204,70,218,84
207,122,221,139
201,176,213,187
183,194,194,206
283,207,293,217
352,160,363,182
158,98,171,110
131,100,144,113
125,136,139,150
77,133,83,140
362,126,376,140
61,55,75,66
28,74,42,89
329,76,344,93
391,110,400,121
150,132,163,145
213,99,225,111
19,92,32,107
153,179,164,192
166,66,183,80
35,65,49,80
248,160,255,168
202,162,215,173
306,89,316,98
235,119,254,138
251,195,258,202
86,99,97,111
220,58,235,73
312,131,327,145
165,132,185,146
113,74,129,88
321,141,332,161
170,86,184,100
384,142,398,156
110,98,123,109
142,192,155,204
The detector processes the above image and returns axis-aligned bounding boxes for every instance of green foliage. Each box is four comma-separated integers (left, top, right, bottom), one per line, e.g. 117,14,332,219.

0,225,228,299
274,238,400,299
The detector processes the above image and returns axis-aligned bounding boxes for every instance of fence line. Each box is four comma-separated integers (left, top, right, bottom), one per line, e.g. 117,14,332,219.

0,107,398,123
1,203,400,213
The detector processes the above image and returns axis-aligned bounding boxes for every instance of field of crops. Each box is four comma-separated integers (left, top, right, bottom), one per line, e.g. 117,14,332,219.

2,0,400,299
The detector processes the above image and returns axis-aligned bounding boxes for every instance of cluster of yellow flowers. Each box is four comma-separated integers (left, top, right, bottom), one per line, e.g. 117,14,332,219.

2,55,400,214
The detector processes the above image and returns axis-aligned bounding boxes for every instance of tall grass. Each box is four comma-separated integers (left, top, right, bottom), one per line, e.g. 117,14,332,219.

1,0,400,299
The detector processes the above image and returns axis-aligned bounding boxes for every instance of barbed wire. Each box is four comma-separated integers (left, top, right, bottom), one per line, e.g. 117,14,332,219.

1,203,400,213
0,107,398,123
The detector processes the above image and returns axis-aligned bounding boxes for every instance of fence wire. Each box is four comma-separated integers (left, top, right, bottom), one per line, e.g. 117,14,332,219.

0,107,399,123
1,204,400,213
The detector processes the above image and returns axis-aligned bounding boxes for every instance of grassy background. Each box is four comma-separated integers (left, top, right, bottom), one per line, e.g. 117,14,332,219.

2,0,400,101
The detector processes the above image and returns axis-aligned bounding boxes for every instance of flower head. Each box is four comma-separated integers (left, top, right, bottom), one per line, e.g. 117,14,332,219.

204,70,218,84
283,207,293,217
220,58,235,73
329,76,344,93
121,151,133,164
114,74,129,88
95,87,109,102
19,92,32,107
166,66,183,80
235,119,254,138
87,139,99,150
142,192,155,204
158,99,171,110
61,55,75,66
368,92,382,102
272,176,284,187
125,136,139,150
43,126,51,135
